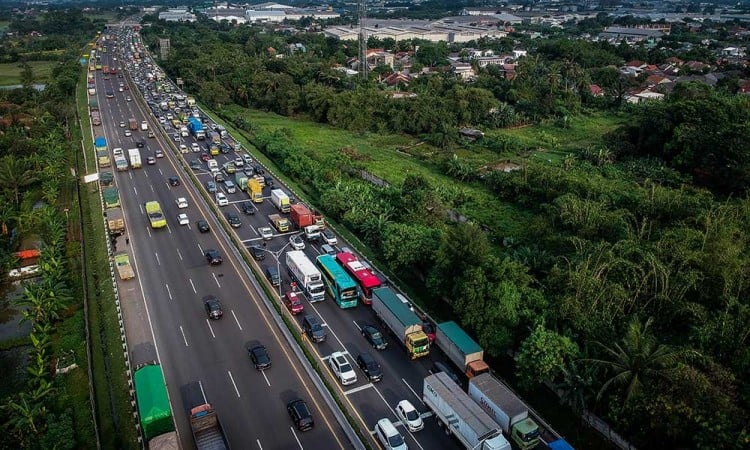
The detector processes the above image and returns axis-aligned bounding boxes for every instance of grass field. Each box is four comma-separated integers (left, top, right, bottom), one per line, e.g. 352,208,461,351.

0,60,58,86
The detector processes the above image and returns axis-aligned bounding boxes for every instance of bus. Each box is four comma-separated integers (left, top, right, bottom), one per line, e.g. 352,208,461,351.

145,201,167,229
335,251,381,305
316,254,358,309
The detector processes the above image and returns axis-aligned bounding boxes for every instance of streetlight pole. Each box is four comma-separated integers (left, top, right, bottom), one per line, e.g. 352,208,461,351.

260,236,296,298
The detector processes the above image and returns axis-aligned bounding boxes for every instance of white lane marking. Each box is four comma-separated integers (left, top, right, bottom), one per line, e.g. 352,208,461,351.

198,243,204,254
198,380,207,404
189,279,196,293
213,272,221,288
231,310,242,330
179,326,188,346
165,284,172,301
206,319,216,338
154,252,160,265
227,370,240,398
352,320,362,332
176,248,183,261
133,186,138,196
344,383,374,395
289,427,303,450
256,439,263,449
146,226,152,238
370,384,426,450
402,378,424,405
261,371,271,387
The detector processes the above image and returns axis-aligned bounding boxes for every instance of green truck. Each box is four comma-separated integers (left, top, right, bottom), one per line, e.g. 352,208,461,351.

103,187,120,208
88,98,99,111
134,364,177,444
99,171,114,186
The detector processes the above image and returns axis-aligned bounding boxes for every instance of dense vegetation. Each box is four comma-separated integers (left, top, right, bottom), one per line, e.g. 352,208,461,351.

145,18,750,449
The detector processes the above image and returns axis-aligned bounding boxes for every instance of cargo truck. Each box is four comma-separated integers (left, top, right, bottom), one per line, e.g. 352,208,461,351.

436,321,490,378
91,111,101,126
371,287,430,359
286,250,326,302
234,172,248,190
88,98,99,110
269,214,290,232
133,364,177,446
115,155,129,171
128,118,138,130
100,171,114,186
270,189,290,213
114,252,135,280
181,381,229,450
423,372,511,450
106,208,125,236
248,179,263,203
468,373,542,450
187,117,205,139
289,203,324,229
97,150,111,168
103,187,120,208
94,136,107,152
128,148,142,168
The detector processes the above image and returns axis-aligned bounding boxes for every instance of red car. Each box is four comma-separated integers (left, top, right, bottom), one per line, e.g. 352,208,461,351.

283,291,304,315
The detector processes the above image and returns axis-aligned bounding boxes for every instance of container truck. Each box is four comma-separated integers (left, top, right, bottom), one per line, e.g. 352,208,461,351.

188,117,205,140
468,373,542,450
270,189,290,213
234,172,248,190
99,171,114,186
289,203,325,229
128,118,138,130
103,187,120,208
114,252,135,280
133,364,176,444
115,155,129,171
107,208,125,236
88,98,99,110
128,148,142,168
371,287,430,359
269,214,290,232
94,136,107,152
436,321,490,378
97,150,111,168
286,250,326,302
248,179,263,203
423,372,511,450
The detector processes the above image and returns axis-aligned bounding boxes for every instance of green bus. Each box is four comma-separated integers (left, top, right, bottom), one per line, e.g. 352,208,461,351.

316,254,358,309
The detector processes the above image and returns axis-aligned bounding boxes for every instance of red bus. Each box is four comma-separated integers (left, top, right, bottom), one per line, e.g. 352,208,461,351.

335,252,381,305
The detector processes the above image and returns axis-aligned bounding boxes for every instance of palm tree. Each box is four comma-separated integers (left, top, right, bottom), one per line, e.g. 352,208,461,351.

584,317,683,404
0,155,36,206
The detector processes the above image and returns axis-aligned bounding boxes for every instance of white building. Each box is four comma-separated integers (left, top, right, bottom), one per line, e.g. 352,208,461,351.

158,9,197,22
324,22,506,43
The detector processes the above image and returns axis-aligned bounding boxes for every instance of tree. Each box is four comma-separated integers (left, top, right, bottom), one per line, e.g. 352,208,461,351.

381,222,441,272
19,62,34,89
516,324,580,388
0,155,36,206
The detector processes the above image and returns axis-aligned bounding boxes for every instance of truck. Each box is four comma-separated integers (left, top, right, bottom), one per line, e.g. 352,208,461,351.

270,189,290,213
128,148,142,169
180,125,189,137
286,250,326,302
184,381,230,450
436,321,490,378
99,171,114,186
468,373,542,450
94,136,107,152
103,187,120,208
214,124,228,138
423,372,511,450
115,155,129,171
188,117,205,140
128,118,138,130
269,214,290,232
371,286,430,359
114,252,135,280
91,111,101,126
88,98,99,110
97,150,111,168
248,179,263,203
106,208,125,236
234,172,248,190
133,364,176,445
289,203,325,229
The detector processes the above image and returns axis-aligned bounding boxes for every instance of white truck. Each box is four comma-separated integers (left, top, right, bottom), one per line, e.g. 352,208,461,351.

423,372,511,450
270,189,290,213
114,155,129,171
128,148,142,169
180,125,189,137
286,250,325,302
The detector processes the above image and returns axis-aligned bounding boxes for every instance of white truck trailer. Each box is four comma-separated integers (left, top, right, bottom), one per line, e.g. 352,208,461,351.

128,148,142,169
286,250,325,302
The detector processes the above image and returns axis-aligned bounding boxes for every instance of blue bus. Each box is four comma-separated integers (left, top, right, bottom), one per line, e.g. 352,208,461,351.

316,254,358,309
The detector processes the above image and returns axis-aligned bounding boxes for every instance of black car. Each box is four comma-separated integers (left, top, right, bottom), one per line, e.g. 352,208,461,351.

302,315,326,343
225,212,241,228
203,295,223,319
214,172,225,183
249,245,265,260
205,249,223,265
356,352,383,382
263,175,274,187
219,143,230,154
196,220,210,233
248,344,271,371
136,141,145,148
254,164,265,175
287,399,314,432
190,159,202,170
361,324,388,350
168,176,180,186
240,201,255,215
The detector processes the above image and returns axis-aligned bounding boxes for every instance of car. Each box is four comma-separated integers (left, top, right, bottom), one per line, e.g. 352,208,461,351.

124,129,132,137
243,166,255,176
395,400,424,432
148,131,155,138
248,344,271,370
178,213,189,226
113,147,123,157
234,157,244,167
249,245,265,261
223,162,236,174
264,265,280,286
106,92,115,98
179,144,188,153
119,121,125,127
219,144,230,154
190,159,201,170
320,243,336,255
203,295,223,319
263,175,274,187
205,180,216,193
136,141,145,148
214,172,225,183
205,249,223,265
240,201,255,215
289,234,305,250
225,212,241,228
215,192,228,206
118,87,124,92
302,315,326,343
200,152,211,162
361,324,388,350
191,142,200,152
126,96,132,102
328,351,357,386
241,153,253,164
356,352,383,382
196,219,210,233
321,229,338,246
253,164,265,174
283,291,304,315
176,197,188,208
155,149,164,158
374,418,407,450
146,156,156,165
287,399,314,432
258,227,273,240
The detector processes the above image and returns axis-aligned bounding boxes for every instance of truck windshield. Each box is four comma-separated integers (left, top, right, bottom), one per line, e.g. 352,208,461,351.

412,337,430,349
309,284,325,296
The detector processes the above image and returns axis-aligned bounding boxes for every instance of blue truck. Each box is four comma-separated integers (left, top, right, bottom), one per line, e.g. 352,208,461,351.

188,117,206,140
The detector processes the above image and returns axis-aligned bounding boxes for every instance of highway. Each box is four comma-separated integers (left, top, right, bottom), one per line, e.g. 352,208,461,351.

98,24,465,450
91,37,353,449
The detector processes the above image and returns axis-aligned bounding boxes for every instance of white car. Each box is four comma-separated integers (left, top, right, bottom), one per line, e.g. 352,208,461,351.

124,130,132,137
215,192,229,206
234,157,244,167
176,197,188,209
289,234,305,250
179,144,188,153
375,418,407,450
321,229,338,246
119,121,125,127
113,147,123,157
395,400,423,432
191,142,200,152
258,227,273,240
328,351,357,386
126,96,132,102
177,213,189,226
241,153,253,165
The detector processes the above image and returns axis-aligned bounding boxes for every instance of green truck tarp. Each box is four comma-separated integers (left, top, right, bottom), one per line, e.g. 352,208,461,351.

134,365,174,440
103,187,120,207
436,321,482,355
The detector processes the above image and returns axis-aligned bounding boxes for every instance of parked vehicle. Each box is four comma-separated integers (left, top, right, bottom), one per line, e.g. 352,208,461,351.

114,252,135,280
133,365,177,447
302,314,326,343
107,208,125,236
328,351,357,386
356,352,383,382
283,291,304,315
286,251,325,302
372,287,430,359
103,187,120,208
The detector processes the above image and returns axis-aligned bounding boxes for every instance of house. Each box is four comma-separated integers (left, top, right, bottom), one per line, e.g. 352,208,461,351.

684,60,710,72
646,75,672,87
499,64,517,80
451,62,476,80
158,9,197,22
600,26,664,43
288,43,306,54
625,60,647,70
665,57,683,66
366,49,395,69
382,72,412,87
626,89,665,103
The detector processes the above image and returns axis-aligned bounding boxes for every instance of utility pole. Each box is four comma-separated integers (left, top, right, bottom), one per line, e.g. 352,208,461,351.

358,0,367,80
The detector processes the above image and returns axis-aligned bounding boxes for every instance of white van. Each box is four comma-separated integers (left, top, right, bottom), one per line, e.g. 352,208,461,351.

140,121,148,131
207,159,218,170
304,225,321,241
374,418,407,450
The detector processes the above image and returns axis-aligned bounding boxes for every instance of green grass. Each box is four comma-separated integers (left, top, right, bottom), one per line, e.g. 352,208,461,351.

0,21,9,32
0,60,58,86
